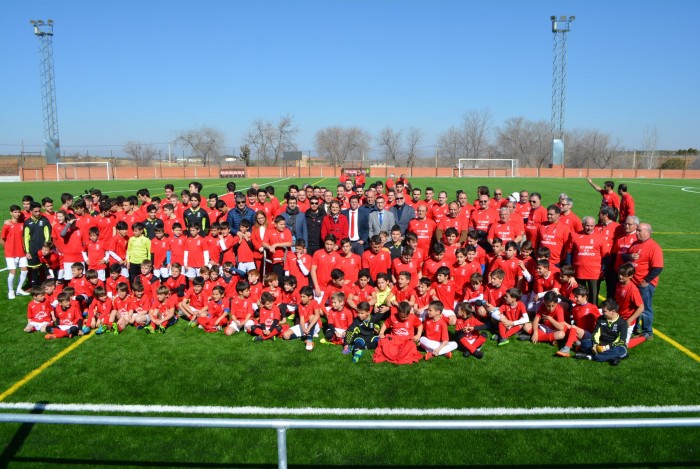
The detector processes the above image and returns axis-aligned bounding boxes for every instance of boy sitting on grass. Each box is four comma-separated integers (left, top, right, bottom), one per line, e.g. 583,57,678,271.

419,301,458,360
45,292,83,340
250,292,285,341
574,299,628,366
146,286,177,334
344,301,382,363
282,286,323,350
25,287,52,333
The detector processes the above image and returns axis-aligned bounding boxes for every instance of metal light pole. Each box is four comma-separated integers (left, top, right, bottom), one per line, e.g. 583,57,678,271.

550,15,574,167
30,19,61,164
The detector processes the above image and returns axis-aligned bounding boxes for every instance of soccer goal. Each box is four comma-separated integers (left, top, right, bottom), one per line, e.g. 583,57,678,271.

56,162,111,181
457,158,517,177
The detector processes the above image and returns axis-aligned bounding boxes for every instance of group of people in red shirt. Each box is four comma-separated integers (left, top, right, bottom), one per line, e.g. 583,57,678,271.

6,175,662,365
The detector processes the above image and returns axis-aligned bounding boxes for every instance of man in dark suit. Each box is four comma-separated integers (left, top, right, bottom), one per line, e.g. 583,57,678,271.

342,195,370,255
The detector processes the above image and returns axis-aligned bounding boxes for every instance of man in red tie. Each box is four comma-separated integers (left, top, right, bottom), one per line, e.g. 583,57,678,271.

342,195,369,255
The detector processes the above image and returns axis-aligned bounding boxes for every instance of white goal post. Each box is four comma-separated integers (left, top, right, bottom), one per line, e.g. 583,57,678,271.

56,162,111,181
458,159,517,177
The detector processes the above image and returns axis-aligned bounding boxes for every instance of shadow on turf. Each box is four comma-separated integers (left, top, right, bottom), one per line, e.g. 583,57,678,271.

3,461,699,468
0,400,48,465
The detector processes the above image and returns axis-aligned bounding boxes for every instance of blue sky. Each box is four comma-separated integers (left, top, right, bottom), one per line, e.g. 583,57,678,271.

1,0,698,158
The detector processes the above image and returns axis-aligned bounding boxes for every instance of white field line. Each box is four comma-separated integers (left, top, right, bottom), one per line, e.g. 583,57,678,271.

0,402,699,417
630,181,700,191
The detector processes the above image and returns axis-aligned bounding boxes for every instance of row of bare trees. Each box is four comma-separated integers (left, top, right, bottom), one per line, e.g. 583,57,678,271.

121,111,661,169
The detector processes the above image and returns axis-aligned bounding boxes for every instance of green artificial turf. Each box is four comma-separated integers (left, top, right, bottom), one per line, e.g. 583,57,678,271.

0,176,699,467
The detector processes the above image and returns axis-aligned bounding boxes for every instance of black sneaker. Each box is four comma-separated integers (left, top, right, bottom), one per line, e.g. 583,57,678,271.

462,350,471,358
517,334,531,341
574,352,592,360
490,334,499,341
642,333,653,341
610,357,622,366
473,350,484,359
480,331,490,339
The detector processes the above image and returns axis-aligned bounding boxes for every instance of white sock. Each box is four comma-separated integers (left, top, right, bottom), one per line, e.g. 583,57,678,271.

17,270,28,292
8,273,15,292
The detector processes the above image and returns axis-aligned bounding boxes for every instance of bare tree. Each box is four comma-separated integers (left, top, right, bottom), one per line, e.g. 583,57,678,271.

242,115,298,166
123,141,160,165
566,129,623,169
463,108,492,158
437,126,464,168
174,126,225,166
405,127,423,168
642,126,658,169
315,126,371,166
376,127,402,166
495,117,550,169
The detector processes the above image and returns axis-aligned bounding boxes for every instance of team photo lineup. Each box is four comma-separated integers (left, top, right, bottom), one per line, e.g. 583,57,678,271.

3,173,663,366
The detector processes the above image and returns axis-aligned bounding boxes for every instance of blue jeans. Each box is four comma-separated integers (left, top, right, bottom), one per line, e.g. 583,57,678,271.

638,283,656,336
580,338,627,363
593,345,627,363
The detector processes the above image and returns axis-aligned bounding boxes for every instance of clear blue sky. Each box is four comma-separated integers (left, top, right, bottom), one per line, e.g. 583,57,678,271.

1,0,698,157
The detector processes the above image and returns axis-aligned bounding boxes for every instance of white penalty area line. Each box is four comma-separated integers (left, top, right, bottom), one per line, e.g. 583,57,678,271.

0,402,699,417
630,181,700,193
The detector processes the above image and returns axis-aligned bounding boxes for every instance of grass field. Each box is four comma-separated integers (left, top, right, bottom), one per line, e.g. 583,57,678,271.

0,176,699,467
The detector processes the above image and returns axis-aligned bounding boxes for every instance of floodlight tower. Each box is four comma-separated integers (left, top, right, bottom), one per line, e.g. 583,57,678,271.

30,19,61,164
550,15,574,166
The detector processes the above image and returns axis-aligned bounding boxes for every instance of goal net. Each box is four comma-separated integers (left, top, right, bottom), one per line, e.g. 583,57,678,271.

56,162,111,181
458,158,517,177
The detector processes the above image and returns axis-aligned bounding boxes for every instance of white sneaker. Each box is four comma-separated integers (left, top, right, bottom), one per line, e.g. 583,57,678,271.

8,291,15,300
16,289,30,296
305,341,314,351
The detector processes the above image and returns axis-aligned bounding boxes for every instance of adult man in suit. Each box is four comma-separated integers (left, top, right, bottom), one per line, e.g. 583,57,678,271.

342,195,370,255
368,195,396,239
389,190,415,235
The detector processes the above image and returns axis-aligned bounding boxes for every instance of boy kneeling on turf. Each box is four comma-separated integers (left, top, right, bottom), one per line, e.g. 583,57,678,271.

574,298,628,366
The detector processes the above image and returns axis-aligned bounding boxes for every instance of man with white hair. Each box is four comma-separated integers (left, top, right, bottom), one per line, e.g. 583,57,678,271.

624,223,663,340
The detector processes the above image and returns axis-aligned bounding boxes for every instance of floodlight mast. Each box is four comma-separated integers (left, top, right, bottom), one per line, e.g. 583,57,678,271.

550,15,574,166
30,18,61,164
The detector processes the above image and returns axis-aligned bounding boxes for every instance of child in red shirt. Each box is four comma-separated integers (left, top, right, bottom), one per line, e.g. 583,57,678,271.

225,281,255,336
179,276,208,323
322,291,354,346
196,286,229,332
250,292,285,341
38,241,61,282
146,286,177,333
112,282,134,333
45,292,83,339
429,266,458,325
490,288,529,346
379,301,422,343
282,286,323,350
615,263,645,349
522,291,568,345
84,227,109,281
454,302,486,359
87,286,115,334
419,301,458,359
25,287,52,333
